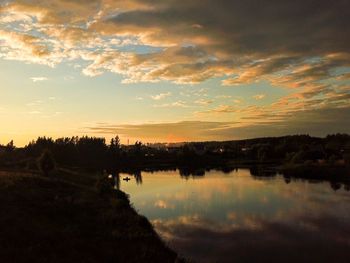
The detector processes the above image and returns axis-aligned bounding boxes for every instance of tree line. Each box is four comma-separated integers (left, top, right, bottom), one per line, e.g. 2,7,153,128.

0,134,349,171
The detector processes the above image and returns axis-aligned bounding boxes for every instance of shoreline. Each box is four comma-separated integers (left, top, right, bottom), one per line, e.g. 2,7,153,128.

1,163,349,262
0,170,182,263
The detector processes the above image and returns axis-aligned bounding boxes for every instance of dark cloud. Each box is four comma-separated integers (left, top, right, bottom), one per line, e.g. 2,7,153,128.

87,0,350,86
213,107,350,139
87,121,236,142
87,106,350,142
104,0,350,56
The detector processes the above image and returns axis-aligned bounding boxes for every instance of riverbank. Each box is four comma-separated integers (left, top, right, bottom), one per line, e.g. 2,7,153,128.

0,170,180,263
279,163,350,183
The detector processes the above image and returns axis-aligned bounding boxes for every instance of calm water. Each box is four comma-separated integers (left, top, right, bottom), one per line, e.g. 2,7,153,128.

119,169,350,263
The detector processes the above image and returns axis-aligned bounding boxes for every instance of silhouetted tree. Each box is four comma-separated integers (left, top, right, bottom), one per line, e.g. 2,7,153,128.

5,140,15,152
108,136,121,169
110,136,121,150
1,134,349,178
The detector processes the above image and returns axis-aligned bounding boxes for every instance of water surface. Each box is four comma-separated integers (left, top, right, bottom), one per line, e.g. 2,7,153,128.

120,169,350,263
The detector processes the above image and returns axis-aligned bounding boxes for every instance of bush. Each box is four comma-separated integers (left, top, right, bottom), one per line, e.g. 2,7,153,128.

38,150,55,177
96,174,114,197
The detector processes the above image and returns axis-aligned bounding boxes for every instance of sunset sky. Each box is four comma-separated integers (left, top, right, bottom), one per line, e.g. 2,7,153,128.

1,0,349,146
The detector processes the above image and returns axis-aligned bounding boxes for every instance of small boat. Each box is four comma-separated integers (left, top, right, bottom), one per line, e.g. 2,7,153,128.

123,177,131,181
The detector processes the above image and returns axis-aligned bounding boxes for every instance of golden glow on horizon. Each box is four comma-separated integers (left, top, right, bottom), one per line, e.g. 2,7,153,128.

0,1,349,144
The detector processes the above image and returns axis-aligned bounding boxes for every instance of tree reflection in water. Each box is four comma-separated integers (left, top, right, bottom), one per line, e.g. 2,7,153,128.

134,171,143,185
121,169,350,263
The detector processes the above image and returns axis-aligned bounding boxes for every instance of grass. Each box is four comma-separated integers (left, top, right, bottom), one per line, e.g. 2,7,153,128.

0,170,180,263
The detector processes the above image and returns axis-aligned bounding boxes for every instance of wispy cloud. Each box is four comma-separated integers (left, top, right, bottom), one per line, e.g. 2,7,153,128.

153,101,188,108
253,94,266,100
30,77,48,82
26,100,42,107
216,95,232,99
150,92,172,100
198,105,237,114
195,99,214,105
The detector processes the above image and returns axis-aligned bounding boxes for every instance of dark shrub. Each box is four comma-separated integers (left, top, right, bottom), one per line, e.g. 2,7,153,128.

38,150,55,177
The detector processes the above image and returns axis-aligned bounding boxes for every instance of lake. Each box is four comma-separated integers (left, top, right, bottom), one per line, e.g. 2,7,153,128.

119,169,350,263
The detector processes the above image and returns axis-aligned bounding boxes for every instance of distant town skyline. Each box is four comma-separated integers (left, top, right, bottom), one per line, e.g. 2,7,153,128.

1,0,349,146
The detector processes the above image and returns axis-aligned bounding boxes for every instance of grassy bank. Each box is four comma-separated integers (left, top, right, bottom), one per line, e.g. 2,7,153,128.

0,170,180,263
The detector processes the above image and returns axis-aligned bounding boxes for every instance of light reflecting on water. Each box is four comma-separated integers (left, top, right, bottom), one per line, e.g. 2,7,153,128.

119,169,350,263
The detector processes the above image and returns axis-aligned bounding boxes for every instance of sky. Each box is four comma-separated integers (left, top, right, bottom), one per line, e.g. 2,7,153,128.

0,0,350,146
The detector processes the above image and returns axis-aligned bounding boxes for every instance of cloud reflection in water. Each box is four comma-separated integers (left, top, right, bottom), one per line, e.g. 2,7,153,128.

121,169,350,263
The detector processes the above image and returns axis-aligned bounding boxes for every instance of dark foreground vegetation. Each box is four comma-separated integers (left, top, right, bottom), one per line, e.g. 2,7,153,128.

0,134,349,261
0,169,180,263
